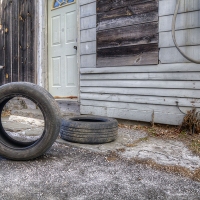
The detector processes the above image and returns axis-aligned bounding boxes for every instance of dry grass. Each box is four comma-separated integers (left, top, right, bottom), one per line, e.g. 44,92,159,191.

118,109,200,155
117,110,200,181
105,150,200,181
133,158,200,182
1,110,11,117
181,108,200,134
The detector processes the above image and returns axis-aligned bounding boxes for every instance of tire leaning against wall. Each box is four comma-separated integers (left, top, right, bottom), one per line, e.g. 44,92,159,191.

60,116,118,144
0,82,61,161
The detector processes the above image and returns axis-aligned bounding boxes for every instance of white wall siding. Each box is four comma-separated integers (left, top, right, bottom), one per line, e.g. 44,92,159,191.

80,0,96,69
159,0,200,16
79,0,200,125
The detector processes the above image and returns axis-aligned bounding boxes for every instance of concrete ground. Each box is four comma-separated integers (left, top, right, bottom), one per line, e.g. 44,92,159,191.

1,116,200,199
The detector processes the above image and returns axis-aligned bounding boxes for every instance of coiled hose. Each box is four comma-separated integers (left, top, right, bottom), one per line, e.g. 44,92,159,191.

172,0,200,64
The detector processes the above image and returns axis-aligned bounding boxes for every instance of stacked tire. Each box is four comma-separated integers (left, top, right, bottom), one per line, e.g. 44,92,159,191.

0,82,61,161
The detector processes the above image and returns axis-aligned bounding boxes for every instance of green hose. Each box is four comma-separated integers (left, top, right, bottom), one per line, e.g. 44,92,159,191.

172,0,200,64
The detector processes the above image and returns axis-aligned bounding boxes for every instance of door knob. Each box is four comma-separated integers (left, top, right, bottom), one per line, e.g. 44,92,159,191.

74,46,77,50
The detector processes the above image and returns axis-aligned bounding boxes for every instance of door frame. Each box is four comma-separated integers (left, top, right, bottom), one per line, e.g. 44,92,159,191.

35,0,81,102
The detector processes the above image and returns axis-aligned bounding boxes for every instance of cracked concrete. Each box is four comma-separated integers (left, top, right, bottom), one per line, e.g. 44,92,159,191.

120,138,200,171
58,128,200,173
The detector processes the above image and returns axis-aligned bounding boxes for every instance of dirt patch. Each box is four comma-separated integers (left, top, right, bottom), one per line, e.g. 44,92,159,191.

132,158,200,182
118,122,200,155
1,110,11,117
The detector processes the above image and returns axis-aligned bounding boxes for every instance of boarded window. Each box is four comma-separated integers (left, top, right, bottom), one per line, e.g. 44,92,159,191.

97,0,159,67
0,0,36,85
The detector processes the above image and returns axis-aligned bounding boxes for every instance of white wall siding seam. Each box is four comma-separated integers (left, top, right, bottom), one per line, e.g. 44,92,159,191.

80,2,96,18
80,0,96,6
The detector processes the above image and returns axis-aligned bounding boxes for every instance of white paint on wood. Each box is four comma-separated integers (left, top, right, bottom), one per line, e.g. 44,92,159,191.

81,15,96,30
80,80,200,89
77,0,200,126
159,11,200,32
160,46,200,64
81,99,183,114
80,2,96,18
80,105,184,125
81,54,96,68
159,0,200,16
80,87,200,98
36,0,48,88
81,28,96,42
159,28,200,48
81,105,107,116
80,93,200,107
81,41,96,55
154,112,184,125
48,3,78,97
80,0,96,6
80,63,200,73
81,72,200,81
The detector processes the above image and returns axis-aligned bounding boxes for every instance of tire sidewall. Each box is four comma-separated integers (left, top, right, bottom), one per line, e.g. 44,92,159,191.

0,82,61,160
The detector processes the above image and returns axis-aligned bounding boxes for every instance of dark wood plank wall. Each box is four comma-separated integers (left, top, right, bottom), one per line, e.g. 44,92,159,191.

0,0,35,85
12,0,19,82
97,0,159,67
0,1,5,85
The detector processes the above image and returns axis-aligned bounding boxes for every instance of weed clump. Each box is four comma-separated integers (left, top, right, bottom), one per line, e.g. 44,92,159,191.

181,108,200,134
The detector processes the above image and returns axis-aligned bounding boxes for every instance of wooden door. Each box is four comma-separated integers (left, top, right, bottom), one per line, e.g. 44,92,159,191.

0,0,36,85
48,0,78,98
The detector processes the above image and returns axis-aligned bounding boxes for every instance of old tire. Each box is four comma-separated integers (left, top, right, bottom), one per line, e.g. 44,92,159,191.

60,116,118,144
0,82,61,160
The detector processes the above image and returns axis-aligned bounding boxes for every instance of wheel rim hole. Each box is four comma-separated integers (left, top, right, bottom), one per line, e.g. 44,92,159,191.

1,97,45,144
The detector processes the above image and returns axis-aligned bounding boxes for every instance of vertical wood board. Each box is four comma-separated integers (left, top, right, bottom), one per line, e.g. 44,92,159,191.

0,1,5,85
0,0,36,85
12,0,19,82
4,0,12,83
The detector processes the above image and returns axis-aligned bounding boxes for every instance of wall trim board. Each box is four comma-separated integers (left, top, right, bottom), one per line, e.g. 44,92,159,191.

80,80,200,89
80,93,200,107
80,72,200,81
80,105,184,125
80,63,200,73
80,99,185,114
80,87,200,98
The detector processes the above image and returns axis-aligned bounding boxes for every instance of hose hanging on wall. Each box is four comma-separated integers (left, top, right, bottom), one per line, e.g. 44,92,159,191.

172,0,200,64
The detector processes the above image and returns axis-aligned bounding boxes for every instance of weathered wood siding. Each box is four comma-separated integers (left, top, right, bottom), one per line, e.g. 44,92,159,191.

80,0,200,125
96,0,159,67
0,0,36,85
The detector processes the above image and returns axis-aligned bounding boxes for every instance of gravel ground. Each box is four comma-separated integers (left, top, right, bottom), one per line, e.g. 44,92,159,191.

0,142,200,200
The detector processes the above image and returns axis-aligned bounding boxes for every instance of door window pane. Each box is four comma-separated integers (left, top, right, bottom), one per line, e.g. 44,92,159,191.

54,0,74,8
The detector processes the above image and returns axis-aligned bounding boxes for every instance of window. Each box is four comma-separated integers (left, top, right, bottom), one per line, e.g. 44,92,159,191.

54,0,75,8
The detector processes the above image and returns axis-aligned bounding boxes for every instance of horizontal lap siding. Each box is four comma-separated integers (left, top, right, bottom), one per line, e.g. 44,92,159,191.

79,0,200,125
80,1,96,68
159,3,200,64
